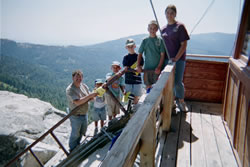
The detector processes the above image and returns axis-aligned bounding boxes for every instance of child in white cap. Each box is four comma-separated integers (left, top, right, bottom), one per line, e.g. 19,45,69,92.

105,61,125,120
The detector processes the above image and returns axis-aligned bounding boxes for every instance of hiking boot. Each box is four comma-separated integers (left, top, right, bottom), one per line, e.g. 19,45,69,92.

178,101,188,112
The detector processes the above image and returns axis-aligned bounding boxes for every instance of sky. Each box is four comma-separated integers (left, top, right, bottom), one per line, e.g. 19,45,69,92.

1,0,244,46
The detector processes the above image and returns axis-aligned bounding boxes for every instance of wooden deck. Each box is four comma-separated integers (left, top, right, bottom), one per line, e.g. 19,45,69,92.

160,101,239,167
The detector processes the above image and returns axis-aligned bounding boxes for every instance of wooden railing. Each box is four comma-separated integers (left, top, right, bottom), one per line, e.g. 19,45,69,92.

223,58,250,167
100,63,175,167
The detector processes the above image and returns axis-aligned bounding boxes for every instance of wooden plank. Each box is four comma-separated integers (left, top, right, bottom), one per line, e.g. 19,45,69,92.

161,65,175,131
191,105,206,167
140,111,156,167
229,72,240,140
201,112,222,167
185,59,228,69
199,102,222,115
222,67,230,117
229,59,250,95
220,66,228,107
185,89,222,103
160,113,181,167
243,95,250,167
155,132,167,167
244,122,249,167
184,67,227,81
234,86,247,164
184,78,224,91
211,115,238,167
176,112,191,167
224,71,233,123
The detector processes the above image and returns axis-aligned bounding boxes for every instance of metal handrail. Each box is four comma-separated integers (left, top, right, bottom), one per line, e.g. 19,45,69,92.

5,69,128,167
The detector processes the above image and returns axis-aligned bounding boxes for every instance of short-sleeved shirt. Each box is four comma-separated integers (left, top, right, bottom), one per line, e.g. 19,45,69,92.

66,83,89,115
138,36,165,70
122,53,144,84
106,72,125,98
161,22,190,61
94,95,106,108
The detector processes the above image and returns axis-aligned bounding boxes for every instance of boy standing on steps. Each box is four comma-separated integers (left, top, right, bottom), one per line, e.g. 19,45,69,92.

122,38,144,105
105,61,125,120
137,20,165,92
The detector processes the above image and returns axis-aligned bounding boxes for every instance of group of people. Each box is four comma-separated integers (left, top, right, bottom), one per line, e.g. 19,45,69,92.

66,4,190,152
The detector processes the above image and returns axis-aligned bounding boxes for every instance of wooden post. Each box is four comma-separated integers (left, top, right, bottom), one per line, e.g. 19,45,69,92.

140,110,156,167
161,65,175,131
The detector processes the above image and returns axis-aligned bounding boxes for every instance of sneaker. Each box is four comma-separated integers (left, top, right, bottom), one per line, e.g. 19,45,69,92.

172,100,177,110
178,101,188,112
146,87,152,94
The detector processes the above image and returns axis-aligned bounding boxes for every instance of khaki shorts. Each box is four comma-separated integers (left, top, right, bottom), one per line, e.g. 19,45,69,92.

144,71,159,86
105,94,120,116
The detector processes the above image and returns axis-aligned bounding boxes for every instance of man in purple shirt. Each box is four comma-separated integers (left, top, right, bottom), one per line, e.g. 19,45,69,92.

161,4,190,112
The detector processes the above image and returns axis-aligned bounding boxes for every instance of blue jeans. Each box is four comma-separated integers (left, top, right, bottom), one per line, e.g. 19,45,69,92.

69,115,88,151
165,59,186,99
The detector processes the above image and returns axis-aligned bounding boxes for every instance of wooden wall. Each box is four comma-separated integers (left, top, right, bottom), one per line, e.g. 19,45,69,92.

183,58,228,103
223,58,250,167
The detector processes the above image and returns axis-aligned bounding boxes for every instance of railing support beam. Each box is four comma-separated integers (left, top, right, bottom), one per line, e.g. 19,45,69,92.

140,111,156,167
161,65,175,131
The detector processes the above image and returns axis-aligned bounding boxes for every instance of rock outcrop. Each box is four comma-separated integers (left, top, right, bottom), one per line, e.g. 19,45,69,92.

0,91,70,167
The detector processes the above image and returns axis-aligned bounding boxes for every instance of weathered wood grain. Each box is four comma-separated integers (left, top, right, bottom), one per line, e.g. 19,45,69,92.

176,112,191,167
160,113,181,167
224,71,233,123
140,111,156,167
201,112,222,167
211,115,238,167
184,78,224,91
184,67,227,81
185,89,222,102
191,106,206,167
100,64,175,167
185,59,228,69
244,112,250,167
162,65,175,131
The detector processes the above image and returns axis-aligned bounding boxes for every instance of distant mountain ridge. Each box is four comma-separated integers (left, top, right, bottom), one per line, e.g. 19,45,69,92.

0,32,236,110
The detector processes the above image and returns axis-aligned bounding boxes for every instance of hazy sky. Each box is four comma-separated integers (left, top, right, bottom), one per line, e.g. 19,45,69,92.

1,0,243,45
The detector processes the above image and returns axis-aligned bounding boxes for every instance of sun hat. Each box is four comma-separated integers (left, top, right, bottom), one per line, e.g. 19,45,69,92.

126,39,135,46
111,61,121,66
95,79,103,84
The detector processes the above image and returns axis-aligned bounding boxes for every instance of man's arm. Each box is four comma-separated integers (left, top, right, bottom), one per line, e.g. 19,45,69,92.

73,93,98,106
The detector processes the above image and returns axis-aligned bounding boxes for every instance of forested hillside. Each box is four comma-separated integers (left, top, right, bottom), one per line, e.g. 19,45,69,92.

0,55,66,109
0,32,235,111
